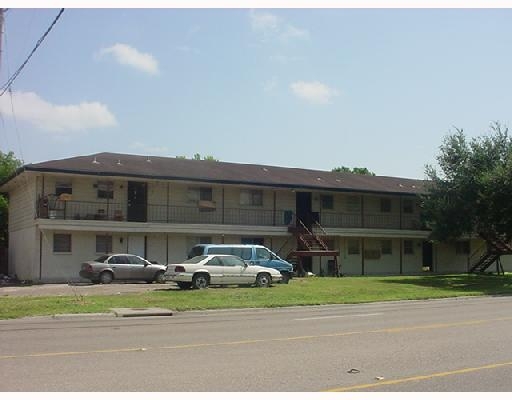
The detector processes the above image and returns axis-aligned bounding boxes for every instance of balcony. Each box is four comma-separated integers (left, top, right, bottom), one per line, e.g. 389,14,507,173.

36,199,425,230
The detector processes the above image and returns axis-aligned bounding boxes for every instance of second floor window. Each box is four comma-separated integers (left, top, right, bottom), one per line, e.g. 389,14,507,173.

240,189,263,206
97,181,114,199
187,187,213,203
55,181,72,196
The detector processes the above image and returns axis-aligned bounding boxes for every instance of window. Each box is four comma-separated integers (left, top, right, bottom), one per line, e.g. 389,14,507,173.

97,181,113,199
127,255,146,265
404,240,414,255
109,255,129,264
206,256,223,266
55,181,72,196
187,187,212,203
255,247,271,260
240,189,263,206
53,233,71,253
455,241,470,255
320,195,334,210
241,237,264,245
380,198,392,213
346,196,361,213
403,199,414,214
381,240,392,255
347,239,360,255
96,235,112,254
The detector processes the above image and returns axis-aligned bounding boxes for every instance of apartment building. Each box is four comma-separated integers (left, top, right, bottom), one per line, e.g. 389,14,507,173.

0,152,487,282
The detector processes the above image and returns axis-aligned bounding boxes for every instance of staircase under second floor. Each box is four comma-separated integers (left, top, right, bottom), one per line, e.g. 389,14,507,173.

284,215,341,277
469,234,512,274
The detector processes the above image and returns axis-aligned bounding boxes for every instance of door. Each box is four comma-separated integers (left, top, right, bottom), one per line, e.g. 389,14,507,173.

296,192,313,230
127,181,147,222
422,241,433,271
108,255,132,280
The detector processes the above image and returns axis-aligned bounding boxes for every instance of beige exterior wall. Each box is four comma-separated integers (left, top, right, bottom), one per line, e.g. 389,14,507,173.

8,227,38,280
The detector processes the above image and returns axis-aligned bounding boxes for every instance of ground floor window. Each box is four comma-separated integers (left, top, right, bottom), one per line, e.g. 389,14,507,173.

96,235,112,254
53,233,71,253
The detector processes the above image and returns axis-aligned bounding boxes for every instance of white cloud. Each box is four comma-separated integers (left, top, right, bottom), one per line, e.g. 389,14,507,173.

99,43,159,75
0,91,118,132
249,10,309,42
290,81,339,105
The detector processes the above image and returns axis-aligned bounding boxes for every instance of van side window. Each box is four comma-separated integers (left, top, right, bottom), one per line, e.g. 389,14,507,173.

240,248,252,260
256,248,271,260
208,247,230,255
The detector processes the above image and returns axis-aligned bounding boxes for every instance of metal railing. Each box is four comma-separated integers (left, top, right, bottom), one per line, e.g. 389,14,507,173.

36,199,425,230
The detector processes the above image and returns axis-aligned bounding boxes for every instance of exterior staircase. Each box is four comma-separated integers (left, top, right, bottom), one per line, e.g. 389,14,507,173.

469,235,512,274
285,215,340,277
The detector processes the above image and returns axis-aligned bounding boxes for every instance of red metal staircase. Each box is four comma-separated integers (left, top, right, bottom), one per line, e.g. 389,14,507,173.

469,235,512,274
285,215,340,277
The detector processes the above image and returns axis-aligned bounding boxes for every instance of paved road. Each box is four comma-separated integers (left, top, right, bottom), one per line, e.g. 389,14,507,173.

1,295,512,391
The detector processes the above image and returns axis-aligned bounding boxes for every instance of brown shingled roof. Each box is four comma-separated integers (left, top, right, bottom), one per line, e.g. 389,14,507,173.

20,152,425,195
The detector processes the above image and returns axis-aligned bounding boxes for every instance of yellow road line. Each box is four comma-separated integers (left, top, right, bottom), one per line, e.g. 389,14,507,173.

325,360,512,392
2,316,512,360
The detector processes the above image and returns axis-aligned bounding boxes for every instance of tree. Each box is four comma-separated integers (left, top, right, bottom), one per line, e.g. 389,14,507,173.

332,166,375,175
176,154,219,161
0,151,23,246
422,122,512,244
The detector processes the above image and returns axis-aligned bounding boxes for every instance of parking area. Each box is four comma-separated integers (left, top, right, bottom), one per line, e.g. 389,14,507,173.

0,282,175,297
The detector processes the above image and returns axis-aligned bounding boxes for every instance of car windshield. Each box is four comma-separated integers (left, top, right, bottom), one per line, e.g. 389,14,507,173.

185,256,208,264
94,255,110,262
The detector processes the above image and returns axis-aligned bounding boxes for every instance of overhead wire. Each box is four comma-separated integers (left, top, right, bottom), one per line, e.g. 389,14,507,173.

0,8,64,97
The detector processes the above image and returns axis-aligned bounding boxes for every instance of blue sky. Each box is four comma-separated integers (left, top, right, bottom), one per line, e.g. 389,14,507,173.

1,6,512,179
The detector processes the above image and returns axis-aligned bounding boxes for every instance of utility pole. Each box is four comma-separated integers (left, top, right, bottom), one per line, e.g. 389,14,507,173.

0,8,4,73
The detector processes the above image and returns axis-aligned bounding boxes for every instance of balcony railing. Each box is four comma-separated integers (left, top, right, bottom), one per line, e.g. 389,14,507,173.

36,199,425,230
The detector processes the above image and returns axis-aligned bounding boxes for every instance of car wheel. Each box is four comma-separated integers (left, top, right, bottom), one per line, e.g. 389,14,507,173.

192,273,209,289
153,271,165,284
177,282,192,290
91,279,100,284
99,271,113,284
280,272,291,284
256,273,271,288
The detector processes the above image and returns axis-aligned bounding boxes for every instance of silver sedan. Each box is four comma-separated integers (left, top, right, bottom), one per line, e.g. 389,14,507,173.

80,254,167,284
165,254,282,289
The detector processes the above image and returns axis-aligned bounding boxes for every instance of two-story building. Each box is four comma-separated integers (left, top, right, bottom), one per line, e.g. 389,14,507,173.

0,152,494,282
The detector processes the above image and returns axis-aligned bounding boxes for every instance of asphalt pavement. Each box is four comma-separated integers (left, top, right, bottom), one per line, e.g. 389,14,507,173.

1,296,512,391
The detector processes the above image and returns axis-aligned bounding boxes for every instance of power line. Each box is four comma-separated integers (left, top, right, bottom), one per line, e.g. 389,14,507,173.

0,8,64,97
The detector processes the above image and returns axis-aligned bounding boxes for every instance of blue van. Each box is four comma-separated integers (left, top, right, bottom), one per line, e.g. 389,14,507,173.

187,244,294,283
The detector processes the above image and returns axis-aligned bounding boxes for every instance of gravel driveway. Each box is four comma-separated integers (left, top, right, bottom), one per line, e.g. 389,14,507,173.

0,282,176,297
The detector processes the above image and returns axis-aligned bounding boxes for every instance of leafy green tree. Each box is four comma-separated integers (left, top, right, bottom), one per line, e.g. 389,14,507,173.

422,122,512,244
332,166,375,175
177,154,219,161
0,151,23,246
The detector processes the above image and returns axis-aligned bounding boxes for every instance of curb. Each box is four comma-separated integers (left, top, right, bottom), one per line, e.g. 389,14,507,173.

110,307,173,317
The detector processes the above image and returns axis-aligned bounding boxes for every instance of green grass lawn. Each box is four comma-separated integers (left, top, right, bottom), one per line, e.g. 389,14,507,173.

1,274,512,319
